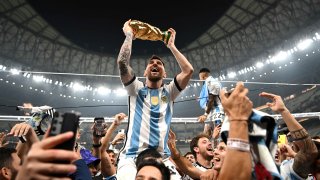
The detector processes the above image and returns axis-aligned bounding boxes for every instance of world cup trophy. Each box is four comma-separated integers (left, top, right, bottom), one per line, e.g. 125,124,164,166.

129,20,171,44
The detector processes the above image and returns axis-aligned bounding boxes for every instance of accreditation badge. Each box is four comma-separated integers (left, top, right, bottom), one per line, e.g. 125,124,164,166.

151,96,159,106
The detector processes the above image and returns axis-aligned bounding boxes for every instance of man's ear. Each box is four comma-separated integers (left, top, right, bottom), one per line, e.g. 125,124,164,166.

144,70,147,77
163,71,167,78
193,147,199,154
1,167,11,179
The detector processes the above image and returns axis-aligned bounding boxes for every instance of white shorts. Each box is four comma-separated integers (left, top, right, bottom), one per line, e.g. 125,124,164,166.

116,157,137,180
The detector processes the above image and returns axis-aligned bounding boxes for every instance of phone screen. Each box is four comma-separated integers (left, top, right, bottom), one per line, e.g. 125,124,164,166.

49,112,79,151
278,134,287,145
94,117,105,136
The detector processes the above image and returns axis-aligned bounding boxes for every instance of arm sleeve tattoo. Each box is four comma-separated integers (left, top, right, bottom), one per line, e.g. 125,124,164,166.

292,129,318,178
117,32,133,77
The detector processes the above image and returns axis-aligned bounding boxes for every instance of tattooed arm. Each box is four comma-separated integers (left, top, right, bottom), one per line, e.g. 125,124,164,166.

117,20,134,84
259,92,318,178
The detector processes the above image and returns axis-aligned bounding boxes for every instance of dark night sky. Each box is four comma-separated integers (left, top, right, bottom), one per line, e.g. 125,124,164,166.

27,0,235,56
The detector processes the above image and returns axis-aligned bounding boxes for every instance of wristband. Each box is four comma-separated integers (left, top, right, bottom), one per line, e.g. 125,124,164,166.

227,138,250,152
92,142,102,148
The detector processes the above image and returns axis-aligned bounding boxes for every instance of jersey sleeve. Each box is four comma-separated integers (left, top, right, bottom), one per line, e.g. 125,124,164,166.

123,76,144,96
167,76,182,101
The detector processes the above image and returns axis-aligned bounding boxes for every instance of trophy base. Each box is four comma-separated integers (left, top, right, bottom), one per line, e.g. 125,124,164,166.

162,31,171,44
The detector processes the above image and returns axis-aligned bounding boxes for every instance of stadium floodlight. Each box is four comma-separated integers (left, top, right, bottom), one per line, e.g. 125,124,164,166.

297,39,313,50
256,62,264,68
270,51,288,63
227,72,236,79
73,83,85,91
97,86,111,95
10,68,20,75
33,75,44,82
114,88,127,96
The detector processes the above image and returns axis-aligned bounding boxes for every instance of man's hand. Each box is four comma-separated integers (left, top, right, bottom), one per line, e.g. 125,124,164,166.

16,132,78,180
220,82,253,121
114,113,126,126
123,19,134,37
279,143,297,159
259,92,286,113
8,122,32,137
166,28,176,49
0,132,9,147
167,129,180,159
111,132,125,145
198,114,207,123
212,124,221,140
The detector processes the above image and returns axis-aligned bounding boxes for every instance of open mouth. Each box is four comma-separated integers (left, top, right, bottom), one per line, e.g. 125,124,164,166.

214,157,221,162
207,147,213,152
151,67,159,72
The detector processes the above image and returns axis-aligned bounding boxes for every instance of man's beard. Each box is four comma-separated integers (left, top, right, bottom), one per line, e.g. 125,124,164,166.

148,75,162,82
11,169,18,180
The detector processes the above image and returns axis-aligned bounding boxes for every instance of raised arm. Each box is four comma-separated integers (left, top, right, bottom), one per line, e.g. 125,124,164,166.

117,20,135,84
259,92,318,178
8,122,39,160
166,28,194,90
100,113,126,177
167,130,203,179
219,82,252,180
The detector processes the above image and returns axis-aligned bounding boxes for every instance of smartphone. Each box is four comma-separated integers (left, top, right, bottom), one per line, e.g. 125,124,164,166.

48,112,79,151
278,134,287,145
94,117,105,137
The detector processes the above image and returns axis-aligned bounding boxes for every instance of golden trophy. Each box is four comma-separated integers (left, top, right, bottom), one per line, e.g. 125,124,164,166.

129,20,171,44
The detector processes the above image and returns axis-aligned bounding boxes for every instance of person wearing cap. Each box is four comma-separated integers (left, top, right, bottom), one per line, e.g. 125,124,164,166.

80,148,101,177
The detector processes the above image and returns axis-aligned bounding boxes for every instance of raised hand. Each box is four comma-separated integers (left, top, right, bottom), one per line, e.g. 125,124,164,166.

166,28,176,49
8,122,32,137
220,82,253,121
212,124,221,140
259,92,286,113
16,132,78,180
114,112,127,126
122,19,134,37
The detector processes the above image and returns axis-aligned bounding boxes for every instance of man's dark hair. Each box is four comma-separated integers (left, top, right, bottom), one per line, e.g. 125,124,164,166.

149,55,165,67
190,133,210,158
199,68,211,74
136,158,170,180
106,149,115,154
184,151,194,157
0,147,17,169
136,148,162,167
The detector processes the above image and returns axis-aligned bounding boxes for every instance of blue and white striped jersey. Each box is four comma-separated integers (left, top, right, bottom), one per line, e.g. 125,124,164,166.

119,76,181,158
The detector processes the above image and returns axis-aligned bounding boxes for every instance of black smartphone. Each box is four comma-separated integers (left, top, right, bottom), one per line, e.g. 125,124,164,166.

94,117,105,137
48,112,79,151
